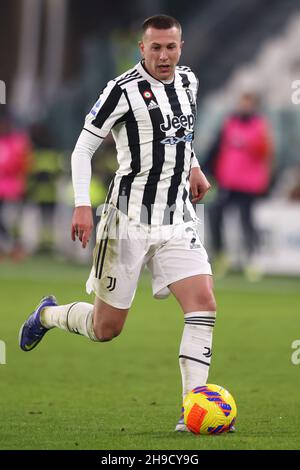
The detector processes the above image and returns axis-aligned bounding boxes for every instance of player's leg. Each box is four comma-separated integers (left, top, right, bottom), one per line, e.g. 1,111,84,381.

19,294,130,351
169,273,216,396
92,296,129,341
170,273,216,312
19,209,144,351
169,274,217,432
148,221,216,430
42,296,129,342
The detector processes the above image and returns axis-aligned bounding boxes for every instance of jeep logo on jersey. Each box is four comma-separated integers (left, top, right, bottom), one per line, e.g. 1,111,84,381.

160,114,194,132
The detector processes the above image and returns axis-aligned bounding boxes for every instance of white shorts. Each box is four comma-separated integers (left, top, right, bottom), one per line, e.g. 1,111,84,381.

86,207,212,309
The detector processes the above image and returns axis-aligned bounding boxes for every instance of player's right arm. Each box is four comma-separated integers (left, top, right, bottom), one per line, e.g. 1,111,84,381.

71,79,129,247
71,206,93,249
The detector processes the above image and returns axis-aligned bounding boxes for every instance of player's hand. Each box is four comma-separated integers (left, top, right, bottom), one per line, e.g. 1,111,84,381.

189,167,211,203
71,206,94,249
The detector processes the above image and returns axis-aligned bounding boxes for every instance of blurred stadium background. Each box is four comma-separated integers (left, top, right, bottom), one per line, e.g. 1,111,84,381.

1,0,300,270
1,0,300,450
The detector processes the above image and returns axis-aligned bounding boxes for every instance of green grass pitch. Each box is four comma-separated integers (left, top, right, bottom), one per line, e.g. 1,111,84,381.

0,256,300,450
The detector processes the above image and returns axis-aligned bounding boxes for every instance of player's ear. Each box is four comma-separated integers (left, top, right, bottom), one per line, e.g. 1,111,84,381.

177,40,184,60
139,40,145,57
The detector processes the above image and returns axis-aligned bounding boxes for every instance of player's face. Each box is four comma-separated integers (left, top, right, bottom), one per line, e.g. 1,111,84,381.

139,27,183,81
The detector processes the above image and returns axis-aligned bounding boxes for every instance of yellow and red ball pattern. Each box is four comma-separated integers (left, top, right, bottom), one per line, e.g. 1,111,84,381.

183,384,237,435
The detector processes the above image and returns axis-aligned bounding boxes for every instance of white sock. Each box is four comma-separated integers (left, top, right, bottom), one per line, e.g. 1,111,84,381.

40,302,97,341
179,311,216,401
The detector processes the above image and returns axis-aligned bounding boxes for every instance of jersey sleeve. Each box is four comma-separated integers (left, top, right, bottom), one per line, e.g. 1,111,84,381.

71,80,129,207
190,72,200,169
83,80,129,139
191,152,200,169
71,130,99,207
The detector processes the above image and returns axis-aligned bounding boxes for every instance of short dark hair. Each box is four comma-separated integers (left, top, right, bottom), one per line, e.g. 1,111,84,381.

142,15,182,35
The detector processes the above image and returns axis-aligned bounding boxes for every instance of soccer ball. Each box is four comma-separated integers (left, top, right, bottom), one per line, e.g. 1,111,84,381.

183,384,237,435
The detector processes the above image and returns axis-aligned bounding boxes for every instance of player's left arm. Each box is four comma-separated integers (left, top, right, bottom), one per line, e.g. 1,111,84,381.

188,72,211,202
189,152,211,202
189,162,211,203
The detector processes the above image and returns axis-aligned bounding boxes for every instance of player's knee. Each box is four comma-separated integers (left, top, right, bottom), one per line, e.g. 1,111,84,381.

93,324,122,342
195,288,217,312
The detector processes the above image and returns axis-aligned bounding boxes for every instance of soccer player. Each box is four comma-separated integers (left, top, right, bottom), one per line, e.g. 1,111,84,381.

19,15,218,432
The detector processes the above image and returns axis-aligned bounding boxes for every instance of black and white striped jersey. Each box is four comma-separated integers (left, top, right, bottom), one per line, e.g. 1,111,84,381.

72,60,200,225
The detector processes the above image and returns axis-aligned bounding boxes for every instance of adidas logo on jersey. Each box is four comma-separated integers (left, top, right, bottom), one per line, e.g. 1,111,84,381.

147,100,159,110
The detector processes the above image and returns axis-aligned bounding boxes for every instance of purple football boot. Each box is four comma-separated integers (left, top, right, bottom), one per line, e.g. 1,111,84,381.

19,295,57,351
